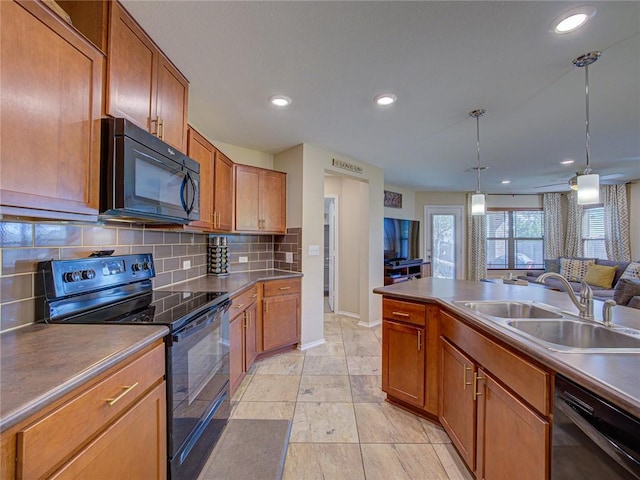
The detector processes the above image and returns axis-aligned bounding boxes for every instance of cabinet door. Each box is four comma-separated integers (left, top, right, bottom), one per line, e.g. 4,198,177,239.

475,370,549,480
187,128,214,230
213,151,234,231
260,170,286,233
229,314,244,396
107,2,157,131
262,294,300,351
439,338,476,469
244,302,258,367
50,382,166,480
156,54,189,152
234,165,261,232
0,0,102,219
382,319,425,407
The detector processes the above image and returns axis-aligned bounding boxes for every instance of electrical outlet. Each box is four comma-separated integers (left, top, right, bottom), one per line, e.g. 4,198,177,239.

308,245,320,256
239,256,248,263
182,260,191,270
285,252,294,263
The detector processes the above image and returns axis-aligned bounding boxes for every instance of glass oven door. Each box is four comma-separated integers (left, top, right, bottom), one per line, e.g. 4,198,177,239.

168,303,230,476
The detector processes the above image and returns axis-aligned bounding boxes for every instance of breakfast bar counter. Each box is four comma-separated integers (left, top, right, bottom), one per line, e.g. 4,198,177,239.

374,277,640,417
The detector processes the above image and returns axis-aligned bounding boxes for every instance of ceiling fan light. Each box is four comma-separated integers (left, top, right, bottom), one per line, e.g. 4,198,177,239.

577,173,600,204
471,193,486,215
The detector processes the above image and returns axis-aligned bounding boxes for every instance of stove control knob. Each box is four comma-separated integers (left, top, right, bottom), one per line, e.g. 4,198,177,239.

64,271,82,283
82,269,96,280
132,263,143,272
143,262,152,270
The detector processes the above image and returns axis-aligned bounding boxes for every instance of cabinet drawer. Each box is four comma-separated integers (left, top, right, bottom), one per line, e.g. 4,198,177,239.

17,343,165,479
440,310,550,415
263,278,301,297
230,285,258,320
383,298,426,327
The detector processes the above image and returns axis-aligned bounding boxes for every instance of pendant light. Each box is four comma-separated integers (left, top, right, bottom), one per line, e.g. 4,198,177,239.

573,51,601,205
469,108,487,215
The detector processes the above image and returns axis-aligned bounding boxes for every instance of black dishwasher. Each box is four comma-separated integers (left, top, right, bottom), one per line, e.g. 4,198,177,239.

553,375,640,479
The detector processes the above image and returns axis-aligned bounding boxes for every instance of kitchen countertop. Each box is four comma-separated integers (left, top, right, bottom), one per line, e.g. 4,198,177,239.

0,324,168,432
163,269,303,297
374,277,640,417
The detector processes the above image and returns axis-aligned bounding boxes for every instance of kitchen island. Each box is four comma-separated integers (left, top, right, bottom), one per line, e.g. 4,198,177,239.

375,277,640,480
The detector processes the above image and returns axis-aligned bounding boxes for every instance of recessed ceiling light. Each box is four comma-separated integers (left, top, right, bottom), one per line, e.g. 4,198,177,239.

560,159,576,165
501,180,511,184
550,6,596,34
269,95,292,107
374,94,397,106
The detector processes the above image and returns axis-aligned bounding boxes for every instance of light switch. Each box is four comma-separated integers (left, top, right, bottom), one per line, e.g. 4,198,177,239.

308,245,320,256
239,256,248,263
285,252,294,263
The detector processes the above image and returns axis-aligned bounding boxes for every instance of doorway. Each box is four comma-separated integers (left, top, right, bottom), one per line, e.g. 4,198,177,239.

324,196,338,312
424,206,464,279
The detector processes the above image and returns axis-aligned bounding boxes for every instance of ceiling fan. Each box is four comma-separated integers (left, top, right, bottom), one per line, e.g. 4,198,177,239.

533,171,625,190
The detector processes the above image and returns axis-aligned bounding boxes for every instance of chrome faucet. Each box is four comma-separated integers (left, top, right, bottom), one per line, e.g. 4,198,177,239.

536,272,594,320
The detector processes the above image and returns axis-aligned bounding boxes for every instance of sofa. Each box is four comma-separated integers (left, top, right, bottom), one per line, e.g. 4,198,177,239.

519,258,640,309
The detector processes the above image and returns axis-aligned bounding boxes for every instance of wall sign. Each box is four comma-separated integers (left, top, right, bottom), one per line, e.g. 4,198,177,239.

332,158,363,174
384,190,403,208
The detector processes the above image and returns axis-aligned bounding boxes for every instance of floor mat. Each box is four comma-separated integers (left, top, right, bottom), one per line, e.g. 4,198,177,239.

197,419,292,480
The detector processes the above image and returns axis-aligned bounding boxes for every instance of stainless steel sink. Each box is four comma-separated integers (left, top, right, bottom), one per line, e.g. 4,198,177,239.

452,300,640,353
506,319,640,351
454,301,562,319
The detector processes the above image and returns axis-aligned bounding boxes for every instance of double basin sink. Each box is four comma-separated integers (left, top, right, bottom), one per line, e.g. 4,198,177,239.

453,300,640,353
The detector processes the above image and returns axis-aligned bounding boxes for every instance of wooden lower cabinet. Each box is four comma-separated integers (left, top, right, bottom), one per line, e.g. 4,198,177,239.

50,382,166,480
229,286,258,395
260,278,301,352
440,338,476,468
439,310,551,480
476,370,549,480
1,341,166,480
382,319,425,407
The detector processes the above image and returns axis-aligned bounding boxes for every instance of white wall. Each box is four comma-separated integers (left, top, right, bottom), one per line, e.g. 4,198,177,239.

211,139,274,169
384,184,416,220
274,144,303,228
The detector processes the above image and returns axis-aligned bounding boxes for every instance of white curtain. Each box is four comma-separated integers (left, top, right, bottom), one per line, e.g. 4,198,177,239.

602,184,631,261
564,190,583,258
542,193,563,260
466,193,486,281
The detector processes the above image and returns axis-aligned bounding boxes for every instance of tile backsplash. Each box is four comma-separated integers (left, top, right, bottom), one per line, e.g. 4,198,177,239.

0,222,302,332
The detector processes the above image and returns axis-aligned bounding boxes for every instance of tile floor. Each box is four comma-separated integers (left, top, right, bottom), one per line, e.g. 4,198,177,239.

225,311,474,480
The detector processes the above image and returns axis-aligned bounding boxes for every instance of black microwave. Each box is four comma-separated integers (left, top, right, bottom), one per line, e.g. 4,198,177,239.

100,118,200,224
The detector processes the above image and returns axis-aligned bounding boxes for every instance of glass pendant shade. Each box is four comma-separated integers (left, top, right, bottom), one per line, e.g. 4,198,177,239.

471,193,486,215
577,173,600,204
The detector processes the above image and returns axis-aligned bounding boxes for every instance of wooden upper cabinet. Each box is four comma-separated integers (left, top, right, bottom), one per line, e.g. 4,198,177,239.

107,1,188,152
186,127,215,231
213,150,234,232
234,164,286,234
0,0,103,221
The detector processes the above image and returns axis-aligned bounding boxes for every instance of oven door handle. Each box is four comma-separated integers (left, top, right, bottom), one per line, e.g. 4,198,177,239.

179,174,189,214
556,395,640,476
172,310,223,343
185,173,197,215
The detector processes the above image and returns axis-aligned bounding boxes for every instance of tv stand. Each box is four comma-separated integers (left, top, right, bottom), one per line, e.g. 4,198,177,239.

384,261,431,285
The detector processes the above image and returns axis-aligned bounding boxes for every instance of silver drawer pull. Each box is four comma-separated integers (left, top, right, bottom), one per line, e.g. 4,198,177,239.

392,311,410,317
106,382,139,407
234,303,245,309
279,286,292,290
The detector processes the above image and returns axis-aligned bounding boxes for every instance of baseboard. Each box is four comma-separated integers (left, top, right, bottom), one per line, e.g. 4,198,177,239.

338,310,360,319
298,338,326,351
358,318,382,328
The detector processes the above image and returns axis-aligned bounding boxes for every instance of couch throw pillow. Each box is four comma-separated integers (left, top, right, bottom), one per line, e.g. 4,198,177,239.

544,258,559,274
560,258,595,283
613,278,640,306
620,262,640,281
583,264,617,289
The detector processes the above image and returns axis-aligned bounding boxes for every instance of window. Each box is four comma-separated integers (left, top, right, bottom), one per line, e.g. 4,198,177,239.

582,206,606,259
486,210,544,269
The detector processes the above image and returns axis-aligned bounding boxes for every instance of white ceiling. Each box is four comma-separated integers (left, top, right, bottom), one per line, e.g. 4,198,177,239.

121,1,640,194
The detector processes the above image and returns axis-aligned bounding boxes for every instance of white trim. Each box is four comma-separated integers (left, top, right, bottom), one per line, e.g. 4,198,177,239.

338,310,360,319
298,338,326,351
424,205,465,279
358,318,382,328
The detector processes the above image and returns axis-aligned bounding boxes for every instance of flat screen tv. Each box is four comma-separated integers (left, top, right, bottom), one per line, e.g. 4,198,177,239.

384,218,420,263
